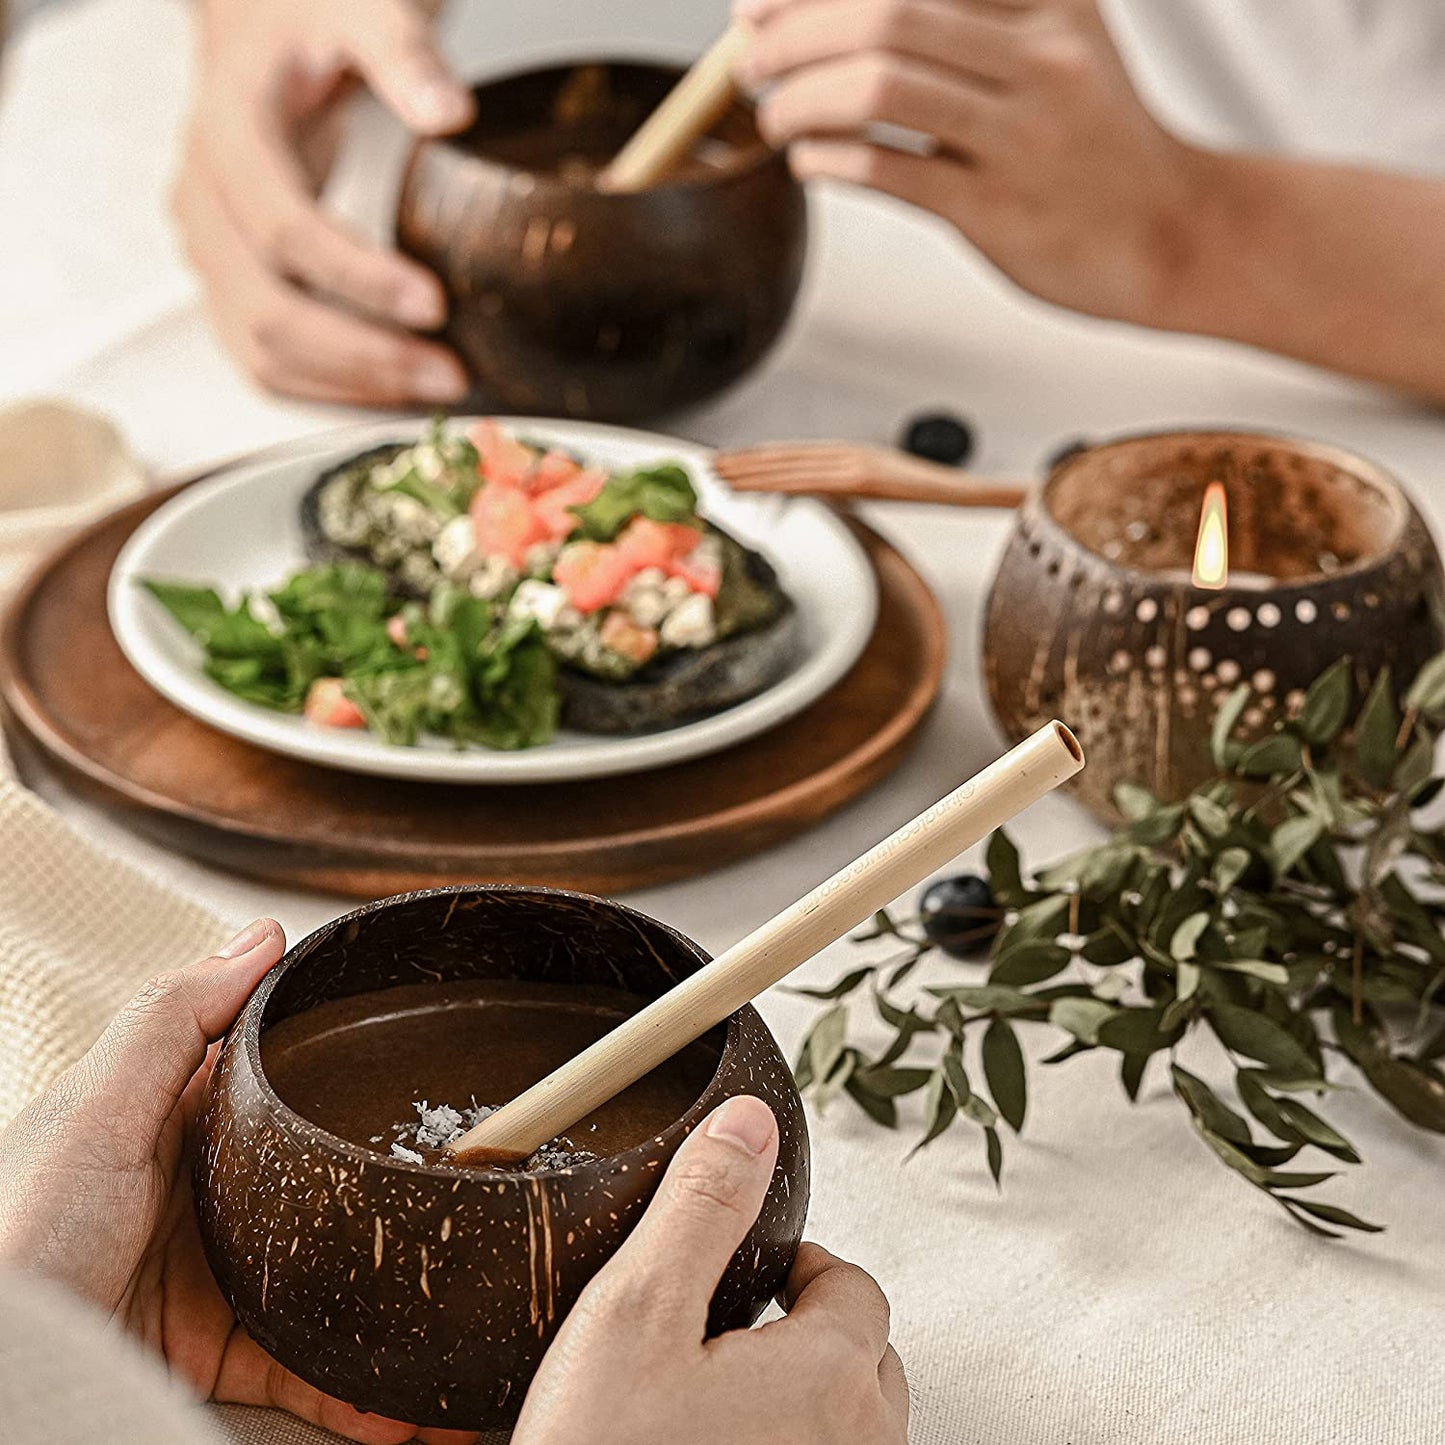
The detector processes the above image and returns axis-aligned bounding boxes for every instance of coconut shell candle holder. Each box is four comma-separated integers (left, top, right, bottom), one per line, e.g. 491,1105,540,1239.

396,61,807,422
984,431,1445,820
193,886,809,1430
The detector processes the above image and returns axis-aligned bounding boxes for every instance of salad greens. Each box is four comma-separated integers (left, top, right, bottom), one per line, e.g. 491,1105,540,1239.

142,563,557,749
569,464,699,541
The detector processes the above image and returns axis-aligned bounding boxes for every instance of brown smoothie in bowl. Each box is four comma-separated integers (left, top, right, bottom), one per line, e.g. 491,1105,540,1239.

261,979,721,1171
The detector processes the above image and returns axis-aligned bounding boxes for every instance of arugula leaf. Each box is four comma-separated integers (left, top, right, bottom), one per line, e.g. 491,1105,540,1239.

568,464,699,541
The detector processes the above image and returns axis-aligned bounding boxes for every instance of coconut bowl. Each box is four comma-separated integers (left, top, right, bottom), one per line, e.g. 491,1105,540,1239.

193,886,809,1429
395,61,808,422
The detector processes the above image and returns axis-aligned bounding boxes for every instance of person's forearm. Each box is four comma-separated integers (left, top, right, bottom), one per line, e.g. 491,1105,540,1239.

1160,150,1445,402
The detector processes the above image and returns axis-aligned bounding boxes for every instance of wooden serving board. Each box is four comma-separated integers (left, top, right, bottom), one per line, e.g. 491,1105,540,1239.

0,486,945,897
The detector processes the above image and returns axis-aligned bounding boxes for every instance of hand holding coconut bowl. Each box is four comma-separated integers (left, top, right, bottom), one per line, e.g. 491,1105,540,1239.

0,728,1083,1439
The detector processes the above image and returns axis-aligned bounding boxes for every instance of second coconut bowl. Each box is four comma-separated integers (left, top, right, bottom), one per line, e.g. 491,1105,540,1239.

396,61,808,422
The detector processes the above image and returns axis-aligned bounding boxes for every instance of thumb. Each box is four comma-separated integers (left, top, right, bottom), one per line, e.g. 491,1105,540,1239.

76,918,286,1136
345,0,475,135
605,1095,779,1337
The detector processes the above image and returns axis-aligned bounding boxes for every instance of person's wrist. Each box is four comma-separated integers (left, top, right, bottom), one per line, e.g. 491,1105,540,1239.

1135,141,1251,337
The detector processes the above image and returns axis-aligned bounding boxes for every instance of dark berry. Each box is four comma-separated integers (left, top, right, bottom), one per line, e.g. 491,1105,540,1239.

919,873,1000,960
1046,437,1091,471
901,411,975,467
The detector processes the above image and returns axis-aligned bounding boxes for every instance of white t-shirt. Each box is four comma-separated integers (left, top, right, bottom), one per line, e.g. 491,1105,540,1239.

449,0,1445,174
1105,0,1445,171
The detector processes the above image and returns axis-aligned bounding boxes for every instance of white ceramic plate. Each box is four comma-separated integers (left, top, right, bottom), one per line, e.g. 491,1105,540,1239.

109,418,878,784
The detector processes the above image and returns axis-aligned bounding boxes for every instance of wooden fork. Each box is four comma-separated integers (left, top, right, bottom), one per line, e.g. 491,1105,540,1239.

712,440,1029,507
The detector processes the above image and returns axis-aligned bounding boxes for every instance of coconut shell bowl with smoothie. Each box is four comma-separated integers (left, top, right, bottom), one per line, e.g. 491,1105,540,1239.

194,886,810,1430
191,713,1082,1431
396,57,807,422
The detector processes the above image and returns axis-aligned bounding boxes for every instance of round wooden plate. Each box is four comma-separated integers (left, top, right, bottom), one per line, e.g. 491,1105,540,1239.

0,485,945,897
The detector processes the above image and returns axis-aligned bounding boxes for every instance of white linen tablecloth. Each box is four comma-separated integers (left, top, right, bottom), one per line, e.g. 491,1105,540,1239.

2,2,1443,1442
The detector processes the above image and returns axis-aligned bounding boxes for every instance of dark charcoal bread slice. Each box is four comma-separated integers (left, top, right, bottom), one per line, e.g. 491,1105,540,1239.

558,540,802,734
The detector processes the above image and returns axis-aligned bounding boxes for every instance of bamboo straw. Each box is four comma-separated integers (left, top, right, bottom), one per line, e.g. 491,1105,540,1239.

449,721,1084,1164
598,25,751,191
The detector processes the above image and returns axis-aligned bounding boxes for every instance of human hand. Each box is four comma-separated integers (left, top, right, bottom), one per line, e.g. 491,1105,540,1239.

0,919,472,1445
513,1094,908,1445
172,0,474,407
737,0,1205,327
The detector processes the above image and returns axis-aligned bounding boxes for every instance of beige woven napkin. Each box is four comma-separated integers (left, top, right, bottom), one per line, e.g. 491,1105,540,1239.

0,402,451,1444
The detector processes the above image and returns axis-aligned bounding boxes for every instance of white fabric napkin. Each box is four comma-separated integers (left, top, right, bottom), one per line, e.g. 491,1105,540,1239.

0,402,456,1444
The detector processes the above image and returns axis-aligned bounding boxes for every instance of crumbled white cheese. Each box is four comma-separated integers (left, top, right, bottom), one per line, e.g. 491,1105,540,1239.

390,1143,425,1164
524,541,561,578
660,576,692,607
433,515,480,577
691,533,724,571
382,494,441,544
509,579,569,630
468,555,519,599
622,567,672,627
414,444,444,482
660,592,716,648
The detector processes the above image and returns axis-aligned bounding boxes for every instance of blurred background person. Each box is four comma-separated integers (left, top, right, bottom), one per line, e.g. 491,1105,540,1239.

167,0,1445,408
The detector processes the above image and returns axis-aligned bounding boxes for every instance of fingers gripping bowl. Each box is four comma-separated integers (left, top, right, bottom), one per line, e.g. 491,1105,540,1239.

193,887,810,1429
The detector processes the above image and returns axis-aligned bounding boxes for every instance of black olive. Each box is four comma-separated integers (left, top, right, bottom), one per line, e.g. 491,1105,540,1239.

918,873,1000,960
900,412,975,467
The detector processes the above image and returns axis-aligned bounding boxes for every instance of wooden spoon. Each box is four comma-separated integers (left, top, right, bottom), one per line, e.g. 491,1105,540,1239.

598,24,751,192
448,721,1084,1164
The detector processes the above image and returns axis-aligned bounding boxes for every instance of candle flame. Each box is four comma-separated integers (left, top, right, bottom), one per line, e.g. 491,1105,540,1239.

1192,482,1229,589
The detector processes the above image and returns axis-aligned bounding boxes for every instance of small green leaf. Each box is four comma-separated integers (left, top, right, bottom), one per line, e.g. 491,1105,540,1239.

961,1093,998,1128
1286,1199,1383,1234
790,966,875,1001
985,830,1025,905
1006,894,1072,943
982,1017,1027,1132
1049,997,1116,1045
928,984,1038,1015
910,1069,959,1154
1299,658,1353,744
1236,1069,1297,1143
984,1125,1004,1187
1217,959,1290,987
1237,733,1304,779
1274,1098,1361,1163
1114,782,1161,822
941,1041,972,1106
1271,814,1323,879
1393,734,1434,796
990,940,1071,987
1188,795,1232,840
1211,684,1251,769
1170,912,1209,962
843,1073,898,1128
853,1065,933,1099
1211,847,1252,896
805,1006,848,1093
1080,926,1136,966
1098,1006,1179,1057
1177,960,1201,1001
1172,1064,1254,1147
1120,1051,1150,1101
1354,667,1399,788
1403,652,1445,717
1209,1003,1320,1080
